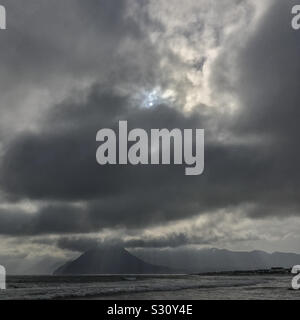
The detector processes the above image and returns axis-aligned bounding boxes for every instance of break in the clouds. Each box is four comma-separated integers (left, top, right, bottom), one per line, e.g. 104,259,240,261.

0,0,300,271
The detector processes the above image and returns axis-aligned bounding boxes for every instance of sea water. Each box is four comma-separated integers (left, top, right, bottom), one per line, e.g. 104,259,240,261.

0,274,298,300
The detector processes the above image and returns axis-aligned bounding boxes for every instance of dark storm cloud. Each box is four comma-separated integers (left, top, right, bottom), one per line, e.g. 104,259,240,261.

1,88,300,235
56,235,198,252
234,0,300,138
55,235,199,252
1,0,300,239
57,237,101,252
56,235,203,252
212,0,300,138
0,85,210,201
211,0,300,215
0,85,221,234
0,0,163,126
0,0,164,149
123,232,258,249
56,230,259,252
0,0,140,80
0,205,86,235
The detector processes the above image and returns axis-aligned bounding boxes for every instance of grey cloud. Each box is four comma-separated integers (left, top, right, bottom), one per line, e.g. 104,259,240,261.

1,83,300,236
57,237,101,253
0,0,162,142
56,230,260,253
0,0,141,80
0,206,86,235
1,0,300,241
55,235,196,252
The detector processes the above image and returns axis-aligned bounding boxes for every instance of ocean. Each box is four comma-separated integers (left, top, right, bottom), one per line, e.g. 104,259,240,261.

0,274,299,300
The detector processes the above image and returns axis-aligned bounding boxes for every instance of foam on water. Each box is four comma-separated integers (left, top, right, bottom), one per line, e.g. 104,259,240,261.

0,275,297,300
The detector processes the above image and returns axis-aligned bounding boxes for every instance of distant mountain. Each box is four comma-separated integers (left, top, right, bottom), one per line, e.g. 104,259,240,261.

53,246,173,275
132,248,300,273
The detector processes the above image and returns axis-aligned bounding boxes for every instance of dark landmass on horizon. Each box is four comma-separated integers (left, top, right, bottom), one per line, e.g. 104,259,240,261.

53,246,300,275
197,267,292,276
54,246,174,275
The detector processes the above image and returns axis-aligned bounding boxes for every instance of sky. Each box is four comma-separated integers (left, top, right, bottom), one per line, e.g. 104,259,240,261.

1,0,300,274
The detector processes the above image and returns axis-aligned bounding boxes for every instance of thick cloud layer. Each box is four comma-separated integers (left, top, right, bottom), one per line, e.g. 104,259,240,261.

0,0,300,262
1,83,299,235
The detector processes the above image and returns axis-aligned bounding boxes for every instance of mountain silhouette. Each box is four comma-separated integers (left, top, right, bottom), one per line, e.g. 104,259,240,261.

53,246,173,275
134,248,300,273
